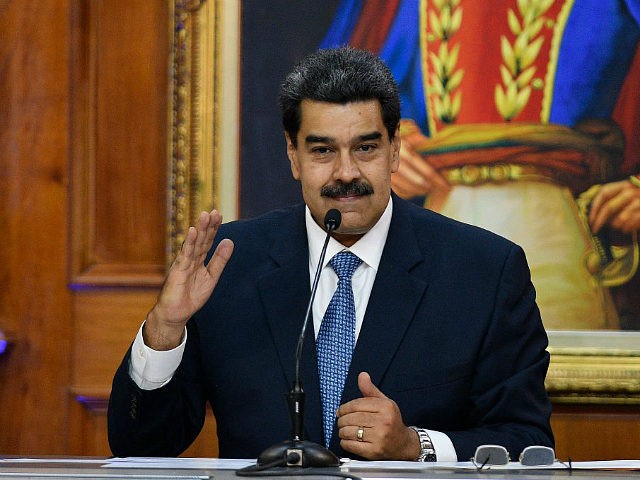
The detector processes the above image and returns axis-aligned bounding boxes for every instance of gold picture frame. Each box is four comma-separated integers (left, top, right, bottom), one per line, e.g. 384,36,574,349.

168,0,239,262
546,331,640,404
168,1,640,404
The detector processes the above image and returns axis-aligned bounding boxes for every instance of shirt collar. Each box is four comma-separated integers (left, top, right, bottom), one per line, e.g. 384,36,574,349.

306,197,393,273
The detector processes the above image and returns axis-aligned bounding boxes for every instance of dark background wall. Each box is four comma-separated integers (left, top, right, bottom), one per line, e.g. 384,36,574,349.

240,1,340,218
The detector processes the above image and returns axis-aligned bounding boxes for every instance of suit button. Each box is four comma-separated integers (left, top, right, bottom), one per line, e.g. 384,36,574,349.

129,396,138,419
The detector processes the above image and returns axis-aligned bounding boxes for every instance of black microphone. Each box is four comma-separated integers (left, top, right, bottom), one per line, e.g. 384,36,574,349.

254,209,342,468
293,208,341,397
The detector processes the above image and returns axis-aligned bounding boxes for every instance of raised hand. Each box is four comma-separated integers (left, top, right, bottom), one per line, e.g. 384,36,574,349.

143,210,234,350
336,372,419,460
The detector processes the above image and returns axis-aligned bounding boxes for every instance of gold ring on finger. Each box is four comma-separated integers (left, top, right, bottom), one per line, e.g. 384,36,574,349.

356,426,365,442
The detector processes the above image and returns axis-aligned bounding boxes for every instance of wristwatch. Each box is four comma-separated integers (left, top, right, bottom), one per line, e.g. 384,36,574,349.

409,426,437,462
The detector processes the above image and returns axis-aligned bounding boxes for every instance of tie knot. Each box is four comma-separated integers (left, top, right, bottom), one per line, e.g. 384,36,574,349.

329,251,362,281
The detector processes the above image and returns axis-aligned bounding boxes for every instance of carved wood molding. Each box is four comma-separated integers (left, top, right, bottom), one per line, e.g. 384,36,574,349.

69,1,167,288
168,0,239,262
547,348,640,404
69,264,165,289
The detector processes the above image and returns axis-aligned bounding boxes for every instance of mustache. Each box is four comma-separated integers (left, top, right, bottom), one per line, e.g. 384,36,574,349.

321,181,374,198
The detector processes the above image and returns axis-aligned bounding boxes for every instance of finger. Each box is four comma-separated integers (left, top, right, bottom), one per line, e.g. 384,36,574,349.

339,425,378,458
591,192,627,233
338,425,372,443
337,395,385,421
195,210,222,258
589,185,618,232
340,431,387,460
391,172,428,198
401,166,431,190
358,371,387,399
336,373,387,418
174,226,198,270
610,198,640,233
426,188,451,212
400,144,450,188
397,149,430,190
409,155,450,191
340,438,372,459
339,426,383,459
390,182,412,199
206,238,234,283
336,411,377,438
589,183,624,228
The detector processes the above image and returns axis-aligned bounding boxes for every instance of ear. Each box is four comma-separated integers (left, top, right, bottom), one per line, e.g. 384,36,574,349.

285,132,301,180
390,125,401,173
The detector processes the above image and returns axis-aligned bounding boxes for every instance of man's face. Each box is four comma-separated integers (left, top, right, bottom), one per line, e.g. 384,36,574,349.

286,99,400,246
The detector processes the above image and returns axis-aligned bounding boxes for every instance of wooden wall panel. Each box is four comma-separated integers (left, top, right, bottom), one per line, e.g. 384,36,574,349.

552,405,640,461
72,290,158,389
0,0,73,455
92,1,167,268
68,396,111,457
67,0,171,456
69,0,167,287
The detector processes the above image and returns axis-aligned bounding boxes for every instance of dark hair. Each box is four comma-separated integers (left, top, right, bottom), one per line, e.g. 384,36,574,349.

279,47,400,146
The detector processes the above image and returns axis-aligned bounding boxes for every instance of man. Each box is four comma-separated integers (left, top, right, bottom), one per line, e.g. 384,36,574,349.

108,47,553,462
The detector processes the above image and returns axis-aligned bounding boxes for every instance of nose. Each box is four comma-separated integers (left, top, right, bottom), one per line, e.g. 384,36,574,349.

333,151,360,183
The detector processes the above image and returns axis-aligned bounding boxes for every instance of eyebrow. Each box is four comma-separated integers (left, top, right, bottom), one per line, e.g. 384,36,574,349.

359,132,383,141
305,135,332,144
304,131,383,144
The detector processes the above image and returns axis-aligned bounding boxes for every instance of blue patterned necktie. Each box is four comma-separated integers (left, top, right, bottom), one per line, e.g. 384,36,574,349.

316,251,362,447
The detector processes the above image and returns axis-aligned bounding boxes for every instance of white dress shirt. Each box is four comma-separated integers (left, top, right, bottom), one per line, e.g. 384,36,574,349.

128,197,456,460
306,199,391,340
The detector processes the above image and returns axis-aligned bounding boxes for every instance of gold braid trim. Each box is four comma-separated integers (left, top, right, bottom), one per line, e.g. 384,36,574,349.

401,122,605,153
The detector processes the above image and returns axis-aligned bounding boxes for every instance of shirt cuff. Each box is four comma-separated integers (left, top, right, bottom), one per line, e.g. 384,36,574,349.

128,322,187,390
427,430,457,462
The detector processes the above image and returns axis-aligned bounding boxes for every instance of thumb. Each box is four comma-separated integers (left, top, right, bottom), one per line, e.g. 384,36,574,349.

358,371,387,399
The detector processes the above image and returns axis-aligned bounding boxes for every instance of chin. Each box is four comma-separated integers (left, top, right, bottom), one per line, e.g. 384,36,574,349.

335,223,372,237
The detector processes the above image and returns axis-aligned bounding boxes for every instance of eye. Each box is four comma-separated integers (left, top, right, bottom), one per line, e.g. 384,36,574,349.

312,146,332,155
358,144,376,153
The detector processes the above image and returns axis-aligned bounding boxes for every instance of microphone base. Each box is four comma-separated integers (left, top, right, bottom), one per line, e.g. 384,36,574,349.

257,439,340,468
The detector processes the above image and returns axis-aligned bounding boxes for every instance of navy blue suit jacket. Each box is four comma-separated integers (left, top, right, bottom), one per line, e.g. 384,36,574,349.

108,195,553,460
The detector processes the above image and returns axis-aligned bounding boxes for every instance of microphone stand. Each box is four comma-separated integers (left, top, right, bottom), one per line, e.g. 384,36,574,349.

255,210,342,468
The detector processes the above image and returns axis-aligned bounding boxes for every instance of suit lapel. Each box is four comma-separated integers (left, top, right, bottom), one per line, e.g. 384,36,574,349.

257,206,324,444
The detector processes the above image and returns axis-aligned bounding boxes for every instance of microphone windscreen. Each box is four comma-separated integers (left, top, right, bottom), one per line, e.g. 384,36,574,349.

324,209,341,230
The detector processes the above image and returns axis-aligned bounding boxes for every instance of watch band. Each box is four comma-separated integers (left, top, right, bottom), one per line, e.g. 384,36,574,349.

409,426,437,462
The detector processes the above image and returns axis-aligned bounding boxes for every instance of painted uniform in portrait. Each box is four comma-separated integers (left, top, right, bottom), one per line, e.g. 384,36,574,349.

322,0,640,330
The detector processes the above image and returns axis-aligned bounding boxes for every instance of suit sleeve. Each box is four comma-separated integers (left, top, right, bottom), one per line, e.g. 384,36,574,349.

107,320,207,457
443,244,554,460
